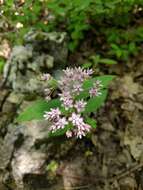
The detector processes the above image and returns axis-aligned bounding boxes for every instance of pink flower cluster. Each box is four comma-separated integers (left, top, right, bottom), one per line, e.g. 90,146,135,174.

59,67,93,93
68,113,91,138
58,67,93,111
44,108,68,132
44,108,91,139
43,67,102,139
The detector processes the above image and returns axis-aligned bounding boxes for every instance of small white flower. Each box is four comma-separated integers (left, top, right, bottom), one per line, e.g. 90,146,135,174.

55,117,68,129
62,99,73,110
50,117,68,133
69,113,83,126
16,22,23,29
95,80,103,87
66,130,73,138
86,69,93,76
76,130,86,139
89,87,102,97
44,88,51,94
74,99,87,113
44,108,61,120
73,83,83,94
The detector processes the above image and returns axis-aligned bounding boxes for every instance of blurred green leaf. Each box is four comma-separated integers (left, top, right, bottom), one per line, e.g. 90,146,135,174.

99,58,117,65
46,161,58,172
6,0,13,6
0,59,5,73
82,62,92,69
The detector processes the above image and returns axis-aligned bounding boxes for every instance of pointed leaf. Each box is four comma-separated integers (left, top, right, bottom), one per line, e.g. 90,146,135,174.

86,118,97,129
84,89,108,113
83,75,115,90
17,99,61,122
99,58,117,65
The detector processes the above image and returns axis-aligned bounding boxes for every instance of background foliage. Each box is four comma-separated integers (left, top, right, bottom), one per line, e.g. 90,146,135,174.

1,0,143,55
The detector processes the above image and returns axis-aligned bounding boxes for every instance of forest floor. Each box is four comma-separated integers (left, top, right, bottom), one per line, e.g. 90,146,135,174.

0,32,143,190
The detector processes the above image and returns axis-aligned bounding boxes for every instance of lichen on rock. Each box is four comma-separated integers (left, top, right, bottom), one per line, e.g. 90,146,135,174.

3,31,68,94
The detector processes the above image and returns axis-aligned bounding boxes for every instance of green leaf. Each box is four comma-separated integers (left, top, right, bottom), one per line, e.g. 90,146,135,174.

17,99,61,122
82,62,92,69
68,41,78,52
83,75,115,90
94,75,115,87
48,3,66,15
74,0,92,9
85,118,97,129
0,59,5,73
46,161,58,172
76,91,89,100
90,55,101,64
6,0,13,6
84,89,108,113
76,75,114,100
99,58,117,65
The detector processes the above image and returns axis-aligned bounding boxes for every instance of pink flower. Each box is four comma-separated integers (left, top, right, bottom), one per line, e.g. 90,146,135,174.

95,80,103,88
75,129,86,139
86,69,93,76
81,123,91,132
59,91,71,100
55,117,68,129
59,92,73,110
74,123,91,138
69,113,83,126
44,108,61,121
89,80,102,97
66,130,73,138
50,117,68,132
89,88,102,97
74,99,87,113
63,98,73,110
58,67,93,93
64,68,74,79
68,113,91,138
73,83,83,95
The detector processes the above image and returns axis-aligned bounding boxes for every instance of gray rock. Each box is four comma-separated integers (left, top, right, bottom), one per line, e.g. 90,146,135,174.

3,31,68,94
11,120,51,189
24,31,68,66
12,150,46,189
0,125,24,170
0,120,54,189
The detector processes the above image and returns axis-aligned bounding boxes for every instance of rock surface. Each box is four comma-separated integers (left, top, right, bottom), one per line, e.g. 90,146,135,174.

3,31,68,94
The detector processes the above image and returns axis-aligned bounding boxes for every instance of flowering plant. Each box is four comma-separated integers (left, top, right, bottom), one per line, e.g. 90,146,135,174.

17,67,114,139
